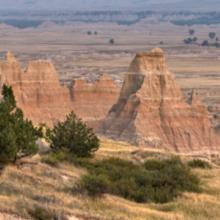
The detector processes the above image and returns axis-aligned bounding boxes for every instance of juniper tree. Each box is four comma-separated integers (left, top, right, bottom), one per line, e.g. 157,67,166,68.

0,85,41,164
47,112,99,157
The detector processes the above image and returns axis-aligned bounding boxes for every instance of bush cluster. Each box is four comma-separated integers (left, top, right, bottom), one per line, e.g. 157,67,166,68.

80,157,200,203
188,159,211,169
28,206,67,220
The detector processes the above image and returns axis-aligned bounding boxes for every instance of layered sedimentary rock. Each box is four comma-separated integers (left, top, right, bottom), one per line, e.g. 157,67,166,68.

0,52,72,125
0,52,119,126
102,48,218,152
70,74,120,128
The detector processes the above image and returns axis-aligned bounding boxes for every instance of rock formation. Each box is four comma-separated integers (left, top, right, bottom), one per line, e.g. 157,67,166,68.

70,74,120,128
0,53,119,126
102,48,219,152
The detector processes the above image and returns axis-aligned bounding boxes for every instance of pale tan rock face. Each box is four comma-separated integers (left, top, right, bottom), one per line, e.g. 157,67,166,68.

71,74,120,128
0,53,119,127
0,56,72,125
102,48,219,152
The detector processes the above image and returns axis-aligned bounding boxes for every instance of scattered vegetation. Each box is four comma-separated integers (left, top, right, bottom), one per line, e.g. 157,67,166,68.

28,205,67,220
209,32,216,40
28,206,55,220
41,151,67,166
189,29,195,36
188,159,212,169
109,38,115,45
183,29,198,45
0,85,42,165
79,157,201,204
183,29,220,48
202,40,209,46
46,111,99,158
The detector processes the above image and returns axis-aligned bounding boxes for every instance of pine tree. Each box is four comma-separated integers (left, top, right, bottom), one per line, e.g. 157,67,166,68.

0,85,41,164
47,112,99,157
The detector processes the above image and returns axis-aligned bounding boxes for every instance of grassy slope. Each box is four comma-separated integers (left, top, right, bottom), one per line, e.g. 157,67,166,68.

0,139,220,220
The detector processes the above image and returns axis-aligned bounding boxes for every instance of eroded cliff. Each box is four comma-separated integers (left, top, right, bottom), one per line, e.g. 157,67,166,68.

0,52,120,126
101,48,218,152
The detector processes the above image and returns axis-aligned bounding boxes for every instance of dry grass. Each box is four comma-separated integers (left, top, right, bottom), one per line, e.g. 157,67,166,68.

0,140,220,219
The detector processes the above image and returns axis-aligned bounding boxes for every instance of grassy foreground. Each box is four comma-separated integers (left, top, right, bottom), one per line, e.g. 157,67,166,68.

0,139,220,220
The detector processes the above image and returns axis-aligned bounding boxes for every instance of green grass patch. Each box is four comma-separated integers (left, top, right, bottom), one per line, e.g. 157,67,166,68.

188,159,211,169
41,150,93,169
28,206,67,220
79,157,201,204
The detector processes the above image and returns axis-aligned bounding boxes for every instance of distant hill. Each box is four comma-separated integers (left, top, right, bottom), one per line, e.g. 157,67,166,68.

0,0,219,11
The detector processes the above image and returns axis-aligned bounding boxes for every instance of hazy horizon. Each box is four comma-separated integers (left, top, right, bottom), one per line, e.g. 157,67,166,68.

0,0,219,11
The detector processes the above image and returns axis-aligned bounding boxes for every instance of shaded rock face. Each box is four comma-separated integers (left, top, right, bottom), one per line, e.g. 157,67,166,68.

70,74,120,128
102,48,218,152
0,53,120,127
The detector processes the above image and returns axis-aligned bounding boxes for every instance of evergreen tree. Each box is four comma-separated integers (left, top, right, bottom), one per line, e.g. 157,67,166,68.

47,112,99,157
0,85,41,164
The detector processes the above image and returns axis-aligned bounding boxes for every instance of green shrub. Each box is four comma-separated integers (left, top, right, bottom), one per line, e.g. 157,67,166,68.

79,157,200,204
0,85,42,165
81,174,109,196
41,151,67,166
28,206,59,220
46,111,99,158
188,159,211,169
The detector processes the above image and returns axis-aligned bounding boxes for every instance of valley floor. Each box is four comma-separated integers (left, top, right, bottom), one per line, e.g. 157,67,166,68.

0,139,220,220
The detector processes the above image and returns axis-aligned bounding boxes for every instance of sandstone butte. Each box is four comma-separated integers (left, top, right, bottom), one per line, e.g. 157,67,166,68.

0,52,120,127
101,48,219,152
0,50,219,152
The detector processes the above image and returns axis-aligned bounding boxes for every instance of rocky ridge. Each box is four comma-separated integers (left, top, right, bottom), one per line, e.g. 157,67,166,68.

101,48,219,152
0,52,120,126
0,50,218,152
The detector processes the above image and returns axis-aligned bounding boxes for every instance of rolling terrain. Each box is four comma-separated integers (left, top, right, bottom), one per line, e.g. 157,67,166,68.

0,3,220,219
0,139,220,220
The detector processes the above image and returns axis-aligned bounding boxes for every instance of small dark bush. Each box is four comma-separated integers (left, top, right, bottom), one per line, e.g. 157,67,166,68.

28,206,56,220
109,38,115,45
79,157,200,204
81,174,109,196
188,159,211,169
41,151,67,166
46,111,99,158
202,40,209,46
42,151,93,168
184,38,193,44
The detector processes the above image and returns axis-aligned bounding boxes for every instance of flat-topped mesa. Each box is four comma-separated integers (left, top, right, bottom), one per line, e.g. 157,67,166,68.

102,48,219,152
128,48,167,75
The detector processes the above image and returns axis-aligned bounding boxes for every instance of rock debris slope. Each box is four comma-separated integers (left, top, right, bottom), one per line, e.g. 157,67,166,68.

101,48,219,152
